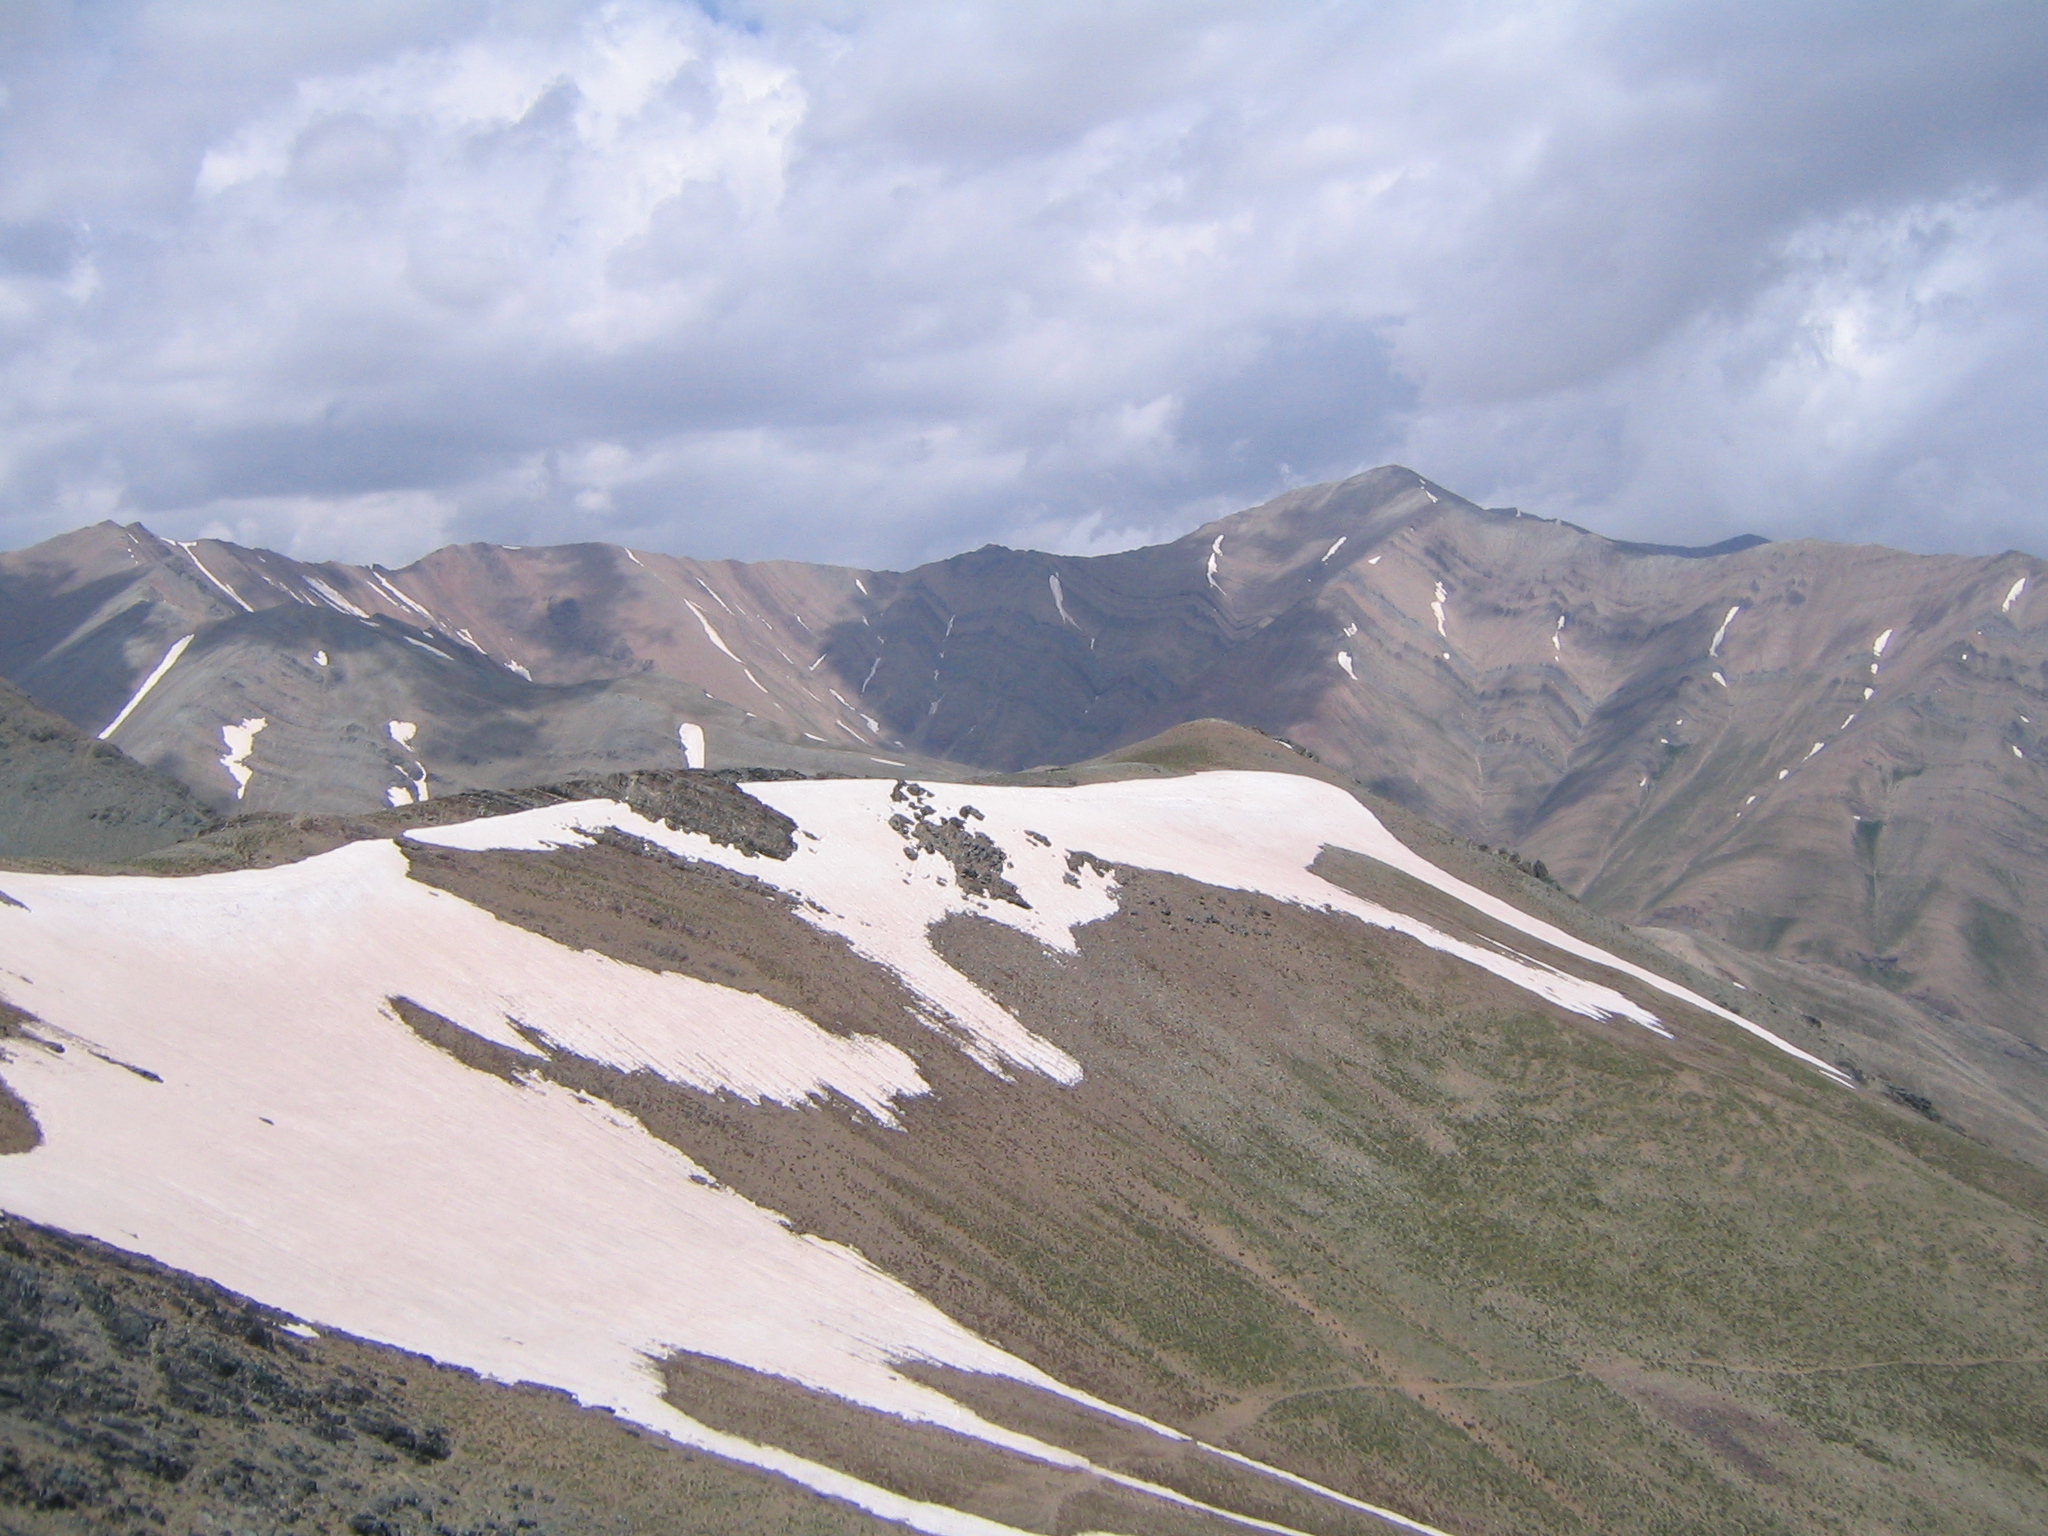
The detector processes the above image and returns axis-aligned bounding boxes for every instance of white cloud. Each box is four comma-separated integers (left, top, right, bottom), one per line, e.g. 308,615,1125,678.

1,1,2046,565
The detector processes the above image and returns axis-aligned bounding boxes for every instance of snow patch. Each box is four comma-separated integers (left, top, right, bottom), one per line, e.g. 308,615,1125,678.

388,722,428,802
219,718,266,800
684,601,742,663
1206,536,1224,591
305,577,370,619
314,651,328,668
506,660,532,681
1365,555,1382,565
1430,582,1448,638
1712,671,1728,688
1048,573,1076,628
1709,606,1741,657
1321,537,1346,563
2004,577,2027,614
368,571,435,625
1336,652,1356,680
678,722,706,769
418,773,1848,1085
177,543,254,613
98,635,194,740
1872,628,1894,657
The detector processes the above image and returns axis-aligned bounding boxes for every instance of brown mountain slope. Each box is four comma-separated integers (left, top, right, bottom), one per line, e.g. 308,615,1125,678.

0,679,215,862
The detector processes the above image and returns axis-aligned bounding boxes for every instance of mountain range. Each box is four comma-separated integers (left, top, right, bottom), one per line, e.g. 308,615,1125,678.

1,473,2046,1534
7,467,2048,1085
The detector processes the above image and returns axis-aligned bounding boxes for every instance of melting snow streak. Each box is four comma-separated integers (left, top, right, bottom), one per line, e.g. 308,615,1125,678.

2004,578,2028,614
177,543,254,613
1709,606,1742,657
1321,537,1347,563
684,601,742,663
1049,573,1077,628
1206,536,1224,591
306,577,369,619
98,635,194,739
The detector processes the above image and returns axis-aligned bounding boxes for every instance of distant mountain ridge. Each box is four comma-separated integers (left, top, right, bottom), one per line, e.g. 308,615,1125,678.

6,466,2048,1059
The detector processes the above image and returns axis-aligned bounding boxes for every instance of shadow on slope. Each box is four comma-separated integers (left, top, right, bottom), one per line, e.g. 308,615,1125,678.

0,681,217,862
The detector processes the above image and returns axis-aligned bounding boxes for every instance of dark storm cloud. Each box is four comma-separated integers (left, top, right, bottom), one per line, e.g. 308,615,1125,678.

2,2,2046,566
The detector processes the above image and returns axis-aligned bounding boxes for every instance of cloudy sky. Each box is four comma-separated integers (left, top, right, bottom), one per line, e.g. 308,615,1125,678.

4,2,2047,568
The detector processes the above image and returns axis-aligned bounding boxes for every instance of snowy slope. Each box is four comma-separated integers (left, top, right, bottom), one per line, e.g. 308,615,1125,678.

0,769,1858,1535
0,773,1537,1536
413,771,1847,1082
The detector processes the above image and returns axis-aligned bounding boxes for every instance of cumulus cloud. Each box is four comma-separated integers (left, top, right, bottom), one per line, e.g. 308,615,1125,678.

2,1,2046,566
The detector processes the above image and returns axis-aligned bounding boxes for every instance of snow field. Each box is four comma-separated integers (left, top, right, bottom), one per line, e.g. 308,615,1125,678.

0,767,1793,1536
0,814,1462,1536
0,861,1132,1534
418,772,1847,1082
415,795,1098,1085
